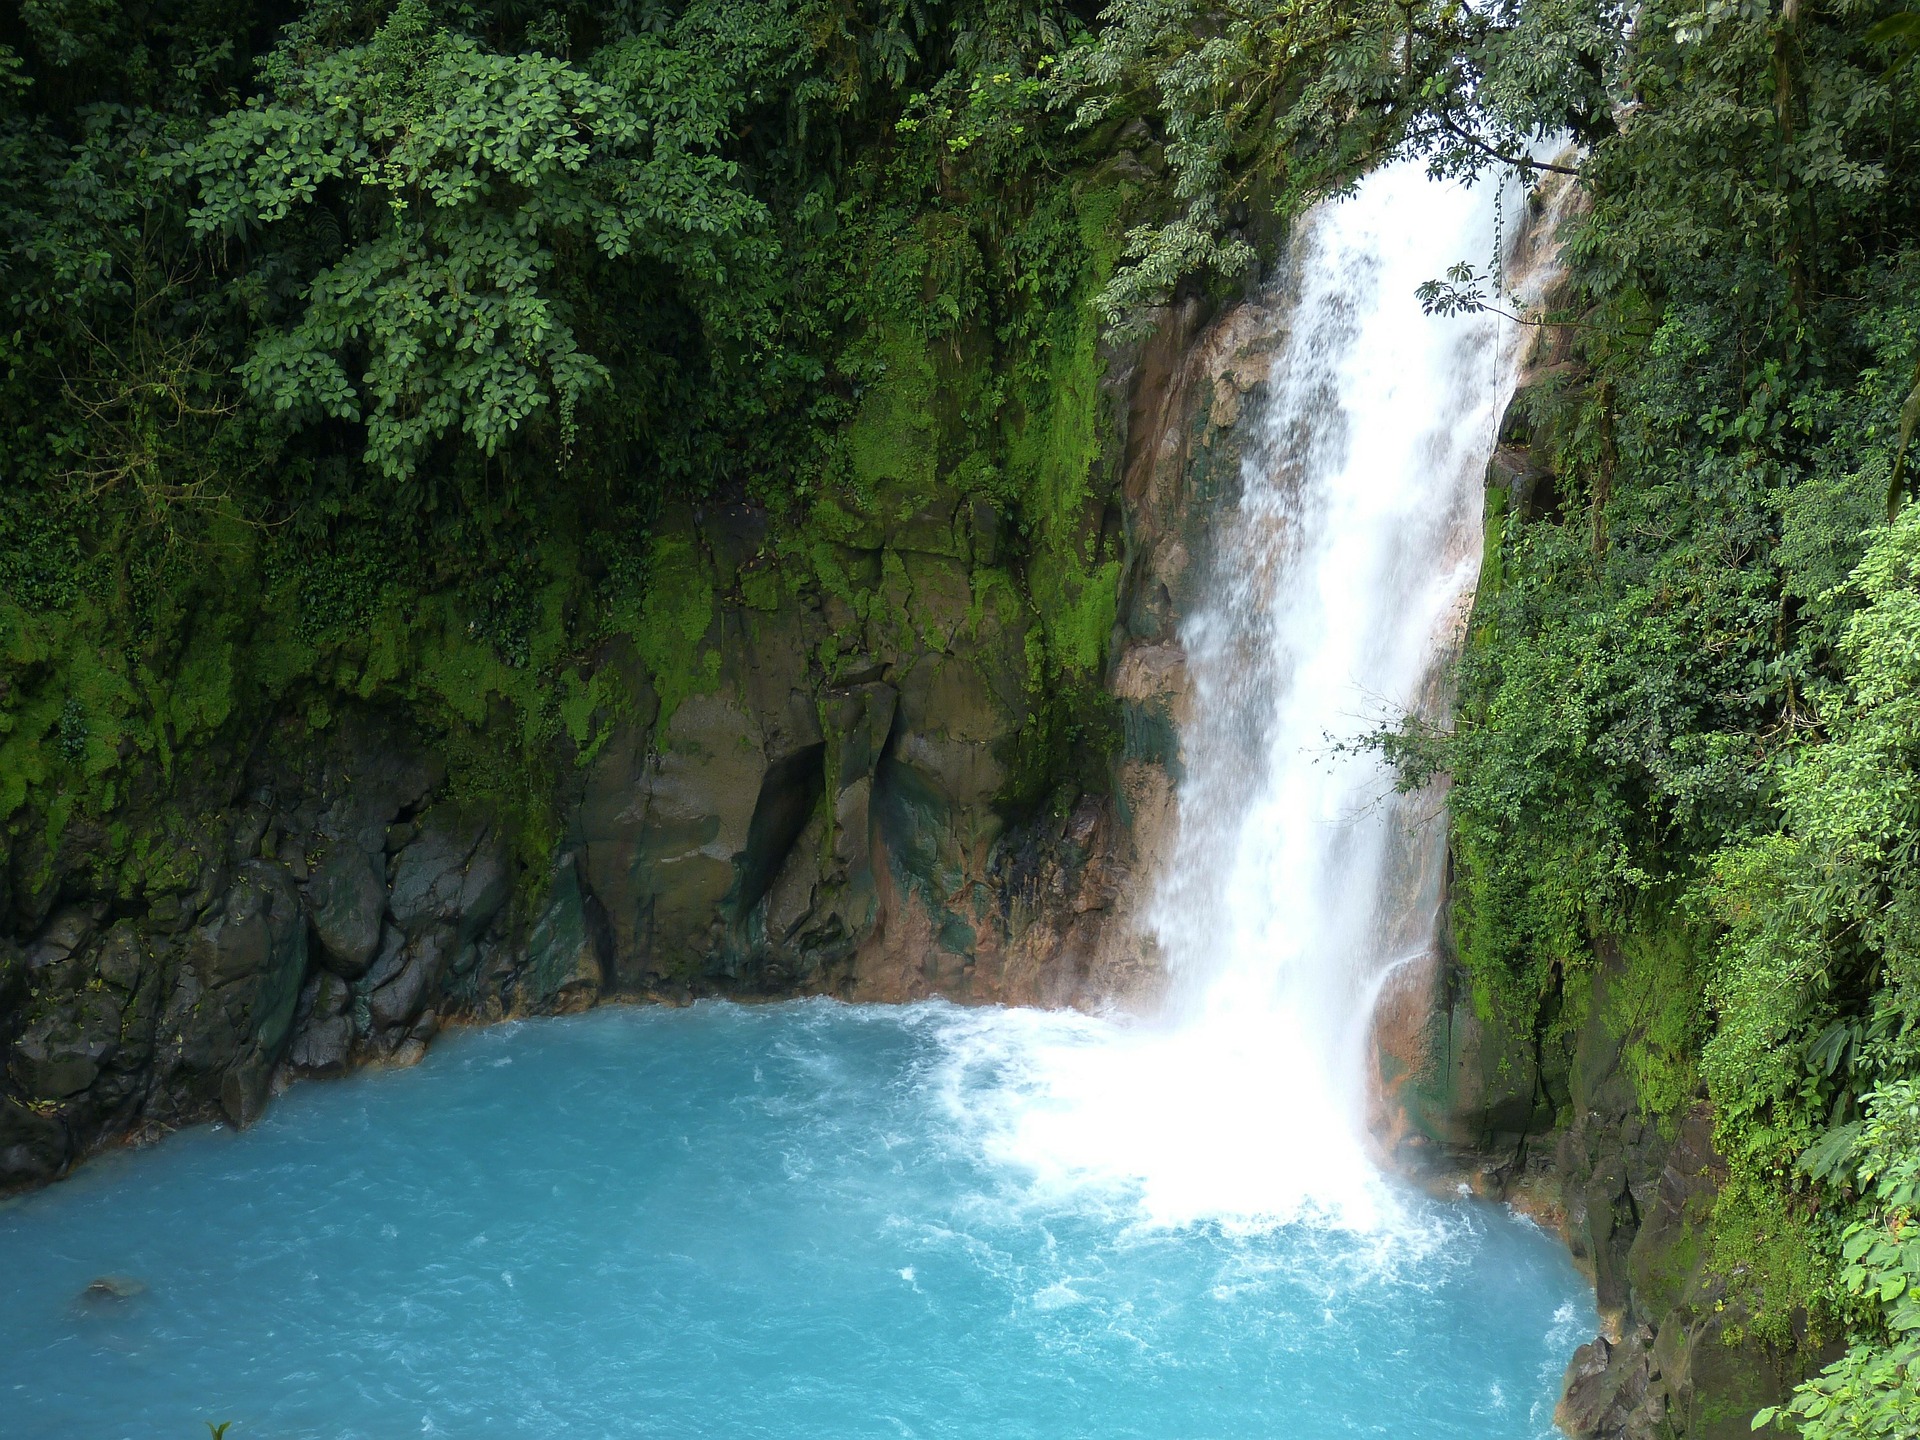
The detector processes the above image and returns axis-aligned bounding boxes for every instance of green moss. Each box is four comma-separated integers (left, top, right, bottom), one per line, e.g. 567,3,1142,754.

1007,183,1126,683
1634,1209,1706,1321
1707,1171,1838,1350
557,665,629,767
162,620,238,748
0,134,1143,950
807,493,885,550
1610,907,1705,1133
627,525,721,729
844,325,940,502
738,566,782,613
1046,556,1122,676
415,602,521,728
1476,483,1508,618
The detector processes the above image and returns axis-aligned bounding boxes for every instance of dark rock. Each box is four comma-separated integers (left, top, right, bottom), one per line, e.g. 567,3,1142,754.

79,1275,146,1302
821,683,895,791
288,1012,352,1073
579,690,770,985
0,1099,67,1186
388,808,509,942
731,744,826,922
229,797,271,863
525,859,605,1011
892,651,1015,812
362,925,407,992
94,921,146,991
1556,1329,1656,1440
185,862,308,1040
25,907,98,994
152,861,309,1126
368,930,451,1032
220,1059,271,1129
1378,920,1808,1440
287,973,355,1073
185,890,271,987
308,845,387,977
9,992,122,1099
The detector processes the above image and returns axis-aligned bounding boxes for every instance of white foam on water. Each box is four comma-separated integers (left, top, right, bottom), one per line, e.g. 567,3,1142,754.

932,158,1554,1236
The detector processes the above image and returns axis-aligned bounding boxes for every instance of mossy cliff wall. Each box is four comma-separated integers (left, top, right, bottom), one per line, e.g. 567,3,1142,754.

0,224,1287,1192
1371,356,1836,1440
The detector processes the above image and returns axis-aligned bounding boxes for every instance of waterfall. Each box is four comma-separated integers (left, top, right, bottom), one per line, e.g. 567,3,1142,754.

950,159,1549,1233
1145,158,1525,1216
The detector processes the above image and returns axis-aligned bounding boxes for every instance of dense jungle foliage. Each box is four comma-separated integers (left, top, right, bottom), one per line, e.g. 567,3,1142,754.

9,0,1920,1433
1,0,1144,879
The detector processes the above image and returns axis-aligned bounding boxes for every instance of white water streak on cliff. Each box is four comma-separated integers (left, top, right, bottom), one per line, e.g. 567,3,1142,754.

948,161,1547,1234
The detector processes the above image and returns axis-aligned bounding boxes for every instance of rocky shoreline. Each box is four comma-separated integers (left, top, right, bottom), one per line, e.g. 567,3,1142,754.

1366,344,1836,1438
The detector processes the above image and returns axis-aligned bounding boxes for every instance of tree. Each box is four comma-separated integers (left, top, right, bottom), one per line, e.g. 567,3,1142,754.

172,0,796,478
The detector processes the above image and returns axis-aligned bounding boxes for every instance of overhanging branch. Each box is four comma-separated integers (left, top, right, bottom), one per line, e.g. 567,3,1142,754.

1434,114,1581,178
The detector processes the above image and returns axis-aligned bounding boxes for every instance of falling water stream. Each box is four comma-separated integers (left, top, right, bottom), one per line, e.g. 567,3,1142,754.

974,158,1546,1233
0,163,1590,1437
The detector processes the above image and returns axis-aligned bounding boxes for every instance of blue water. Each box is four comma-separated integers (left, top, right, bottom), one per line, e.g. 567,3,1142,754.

0,1002,1589,1438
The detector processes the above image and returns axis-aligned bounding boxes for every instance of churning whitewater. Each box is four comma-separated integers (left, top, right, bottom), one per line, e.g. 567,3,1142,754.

957,159,1533,1233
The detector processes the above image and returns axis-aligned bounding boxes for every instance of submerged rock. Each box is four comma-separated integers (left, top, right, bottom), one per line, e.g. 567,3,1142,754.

78,1275,146,1303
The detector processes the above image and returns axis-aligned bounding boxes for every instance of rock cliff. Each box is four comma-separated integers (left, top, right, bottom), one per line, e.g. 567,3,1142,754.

0,280,1284,1193
1369,351,1834,1440
5,229,1763,1440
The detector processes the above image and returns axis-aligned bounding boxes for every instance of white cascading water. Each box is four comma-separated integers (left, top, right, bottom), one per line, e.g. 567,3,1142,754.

951,159,1552,1232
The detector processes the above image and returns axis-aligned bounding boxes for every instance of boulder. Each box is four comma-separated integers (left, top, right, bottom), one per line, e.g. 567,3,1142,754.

220,1058,271,1129
9,1009,114,1098
94,922,146,991
1556,1330,1657,1440
368,930,452,1032
163,861,309,1099
387,808,510,942
308,845,387,977
579,692,773,985
288,1011,352,1074
0,1098,66,1186
287,972,354,1073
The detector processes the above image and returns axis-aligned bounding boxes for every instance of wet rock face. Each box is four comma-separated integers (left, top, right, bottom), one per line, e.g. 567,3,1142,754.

1558,1326,1687,1440
0,276,1286,1191
0,712,528,1185
308,847,385,978
1374,920,1807,1439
